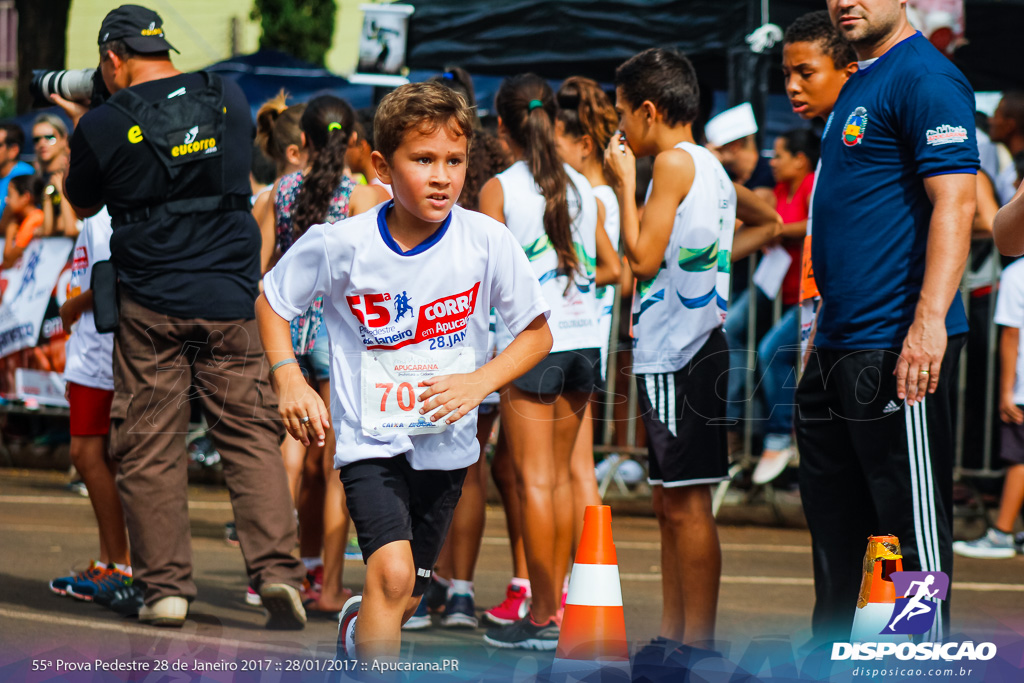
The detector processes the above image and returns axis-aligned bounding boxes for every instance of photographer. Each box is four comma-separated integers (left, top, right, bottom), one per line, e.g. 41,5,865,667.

54,4,306,630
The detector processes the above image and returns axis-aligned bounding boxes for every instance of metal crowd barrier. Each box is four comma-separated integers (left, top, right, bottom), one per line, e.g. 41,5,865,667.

587,246,1008,515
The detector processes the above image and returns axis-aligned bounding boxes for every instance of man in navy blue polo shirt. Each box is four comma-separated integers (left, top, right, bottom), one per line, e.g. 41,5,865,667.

797,0,978,643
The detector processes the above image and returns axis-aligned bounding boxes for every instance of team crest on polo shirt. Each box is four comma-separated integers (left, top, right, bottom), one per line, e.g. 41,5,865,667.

843,107,868,147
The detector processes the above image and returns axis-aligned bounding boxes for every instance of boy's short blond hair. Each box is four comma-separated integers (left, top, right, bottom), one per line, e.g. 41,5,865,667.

374,82,475,162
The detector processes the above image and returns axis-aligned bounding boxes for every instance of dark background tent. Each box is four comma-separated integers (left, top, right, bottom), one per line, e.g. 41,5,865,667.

204,50,376,118
407,0,1024,96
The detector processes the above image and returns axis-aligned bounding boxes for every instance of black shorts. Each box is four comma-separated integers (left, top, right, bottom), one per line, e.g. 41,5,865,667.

339,455,466,596
1000,415,1024,466
636,328,730,487
513,348,602,396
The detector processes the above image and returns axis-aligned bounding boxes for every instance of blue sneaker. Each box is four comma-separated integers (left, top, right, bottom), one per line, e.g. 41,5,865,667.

441,593,478,628
49,561,105,597
402,595,431,630
343,538,362,561
68,566,133,602
953,528,1016,559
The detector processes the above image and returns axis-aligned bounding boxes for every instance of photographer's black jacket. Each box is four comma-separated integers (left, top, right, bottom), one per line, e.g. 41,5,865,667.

66,72,260,320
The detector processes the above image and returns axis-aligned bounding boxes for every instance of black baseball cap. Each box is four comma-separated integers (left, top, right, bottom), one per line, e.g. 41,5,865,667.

98,5,178,54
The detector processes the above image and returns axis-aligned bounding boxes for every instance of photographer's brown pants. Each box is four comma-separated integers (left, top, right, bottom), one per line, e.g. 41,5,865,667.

110,296,304,606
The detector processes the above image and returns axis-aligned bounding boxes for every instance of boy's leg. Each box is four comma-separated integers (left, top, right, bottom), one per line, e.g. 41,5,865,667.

359,540,418,659
994,464,1024,533
636,329,731,645
191,316,305,593
654,484,720,644
72,434,129,566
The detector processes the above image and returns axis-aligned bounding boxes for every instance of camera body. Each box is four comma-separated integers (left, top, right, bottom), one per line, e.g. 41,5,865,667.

29,68,110,109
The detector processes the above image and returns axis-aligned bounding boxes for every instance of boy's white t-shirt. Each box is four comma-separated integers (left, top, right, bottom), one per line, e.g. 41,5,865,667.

263,203,549,470
631,142,737,374
995,258,1024,405
63,208,114,391
496,161,600,354
592,184,620,379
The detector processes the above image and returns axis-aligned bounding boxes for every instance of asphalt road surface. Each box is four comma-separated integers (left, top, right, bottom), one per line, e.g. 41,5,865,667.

1,469,1021,682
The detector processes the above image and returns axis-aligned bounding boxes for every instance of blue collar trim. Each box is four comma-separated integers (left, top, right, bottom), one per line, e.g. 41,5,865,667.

856,31,922,76
376,202,452,256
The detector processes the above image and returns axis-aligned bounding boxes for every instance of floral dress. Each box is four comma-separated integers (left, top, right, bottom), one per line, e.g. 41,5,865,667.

275,171,354,354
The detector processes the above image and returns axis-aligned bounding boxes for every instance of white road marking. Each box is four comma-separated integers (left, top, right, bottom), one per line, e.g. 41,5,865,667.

0,607,320,656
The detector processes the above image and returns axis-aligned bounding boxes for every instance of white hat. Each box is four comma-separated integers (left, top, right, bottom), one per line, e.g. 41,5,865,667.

706,102,758,147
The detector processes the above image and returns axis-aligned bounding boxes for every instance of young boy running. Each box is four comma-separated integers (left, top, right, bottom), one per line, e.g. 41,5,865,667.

257,82,552,662
604,48,778,647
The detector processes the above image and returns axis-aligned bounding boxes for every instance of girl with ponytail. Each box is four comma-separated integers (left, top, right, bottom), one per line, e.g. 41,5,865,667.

254,91,307,273
271,95,386,615
479,73,620,649
553,76,626,562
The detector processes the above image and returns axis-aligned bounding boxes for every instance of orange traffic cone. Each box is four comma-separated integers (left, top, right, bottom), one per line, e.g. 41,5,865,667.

550,505,630,681
849,534,910,642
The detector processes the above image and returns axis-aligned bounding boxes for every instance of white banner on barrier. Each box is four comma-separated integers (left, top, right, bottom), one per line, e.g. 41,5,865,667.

0,237,74,358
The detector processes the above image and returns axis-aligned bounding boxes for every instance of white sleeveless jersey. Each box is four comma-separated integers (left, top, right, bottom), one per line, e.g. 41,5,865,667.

592,184,620,379
496,161,600,354
631,142,736,374
264,203,549,471
63,208,114,391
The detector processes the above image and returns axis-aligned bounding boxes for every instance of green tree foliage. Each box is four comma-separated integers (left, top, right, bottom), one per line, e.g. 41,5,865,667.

252,0,338,66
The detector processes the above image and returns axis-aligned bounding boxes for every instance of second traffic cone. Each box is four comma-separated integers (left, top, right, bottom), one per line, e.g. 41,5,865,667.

550,505,630,681
849,534,910,643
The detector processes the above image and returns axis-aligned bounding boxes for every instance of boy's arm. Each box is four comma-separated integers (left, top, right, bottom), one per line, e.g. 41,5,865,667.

256,293,331,446
59,290,94,332
999,325,1023,425
732,183,784,261
605,142,692,280
418,314,552,424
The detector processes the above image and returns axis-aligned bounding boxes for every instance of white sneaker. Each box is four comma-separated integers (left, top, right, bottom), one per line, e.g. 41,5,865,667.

953,528,1016,559
752,446,796,485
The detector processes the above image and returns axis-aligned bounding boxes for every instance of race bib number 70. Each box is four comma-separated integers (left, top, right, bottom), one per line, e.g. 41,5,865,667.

360,347,475,437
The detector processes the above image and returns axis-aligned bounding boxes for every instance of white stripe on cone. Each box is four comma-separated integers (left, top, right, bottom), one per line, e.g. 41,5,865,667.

565,564,623,607
850,603,910,644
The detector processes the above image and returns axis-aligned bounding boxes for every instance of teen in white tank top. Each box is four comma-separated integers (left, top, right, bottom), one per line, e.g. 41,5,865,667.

496,161,600,354
631,142,736,374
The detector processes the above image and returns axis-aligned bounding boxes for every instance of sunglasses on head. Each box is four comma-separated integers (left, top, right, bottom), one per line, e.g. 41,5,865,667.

33,134,57,145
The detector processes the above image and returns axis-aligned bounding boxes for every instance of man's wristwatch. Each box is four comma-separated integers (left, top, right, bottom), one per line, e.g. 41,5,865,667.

44,184,61,205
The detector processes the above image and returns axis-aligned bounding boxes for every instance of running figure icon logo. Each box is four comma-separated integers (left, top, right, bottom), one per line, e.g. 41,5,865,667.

884,571,950,635
393,291,413,321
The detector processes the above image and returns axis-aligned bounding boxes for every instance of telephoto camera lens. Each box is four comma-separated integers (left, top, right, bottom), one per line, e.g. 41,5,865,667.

29,68,97,106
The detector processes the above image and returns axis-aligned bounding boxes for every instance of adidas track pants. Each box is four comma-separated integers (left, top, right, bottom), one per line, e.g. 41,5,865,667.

795,334,965,643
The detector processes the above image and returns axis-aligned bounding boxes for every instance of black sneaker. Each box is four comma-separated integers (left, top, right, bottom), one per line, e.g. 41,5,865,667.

1015,531,1024,554
336,594,361,660
483,615,559,650
106,584,145,617
424,577,448,613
